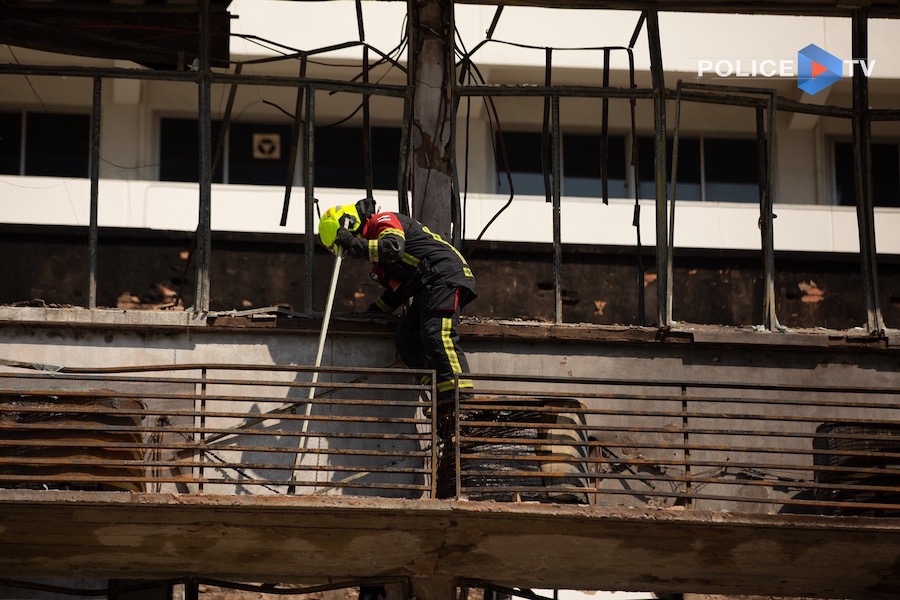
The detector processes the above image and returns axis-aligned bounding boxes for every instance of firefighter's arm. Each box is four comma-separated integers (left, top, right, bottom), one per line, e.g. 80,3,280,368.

365,213,406,264
368,266,407,314
369,291,405,315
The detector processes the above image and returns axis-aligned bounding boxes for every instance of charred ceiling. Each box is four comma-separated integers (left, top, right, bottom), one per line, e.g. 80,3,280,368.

0,0,232,69
453,0,900,18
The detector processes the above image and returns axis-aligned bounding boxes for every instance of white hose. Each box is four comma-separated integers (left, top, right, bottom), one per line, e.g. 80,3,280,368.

288,250,344,492
306,251,344,404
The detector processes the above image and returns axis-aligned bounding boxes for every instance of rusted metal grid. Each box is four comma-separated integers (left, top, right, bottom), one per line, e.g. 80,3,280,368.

0,364,436,498
3,363,900,515
442,373,900,516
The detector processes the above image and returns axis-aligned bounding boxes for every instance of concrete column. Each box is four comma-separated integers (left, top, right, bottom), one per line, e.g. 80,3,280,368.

410,0,454,239
409,576,456,600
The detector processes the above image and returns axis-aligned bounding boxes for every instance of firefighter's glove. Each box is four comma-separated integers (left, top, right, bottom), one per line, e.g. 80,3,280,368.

334,227,356,250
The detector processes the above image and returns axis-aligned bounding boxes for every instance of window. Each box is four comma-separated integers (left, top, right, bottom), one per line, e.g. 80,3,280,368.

495,131,627,198
563,133,626,198
159,118,225,183
0,112,22,175
637,136,701,200
229,122,293,186
495,131,760,202
159,118,400,190
0,111,89,177
834,141,900,208
26,113,90,178
638,136,759,202
314,126,400,190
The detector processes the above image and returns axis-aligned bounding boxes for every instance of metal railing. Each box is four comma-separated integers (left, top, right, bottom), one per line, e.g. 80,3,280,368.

445,372,900,516
1,364,900,516
0,364,436,498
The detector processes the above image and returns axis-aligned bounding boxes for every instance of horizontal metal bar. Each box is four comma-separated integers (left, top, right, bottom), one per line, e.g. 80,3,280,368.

0,475,430,492
4,362,895,394
12,379,900,414
457,484,900,514
464,371,900,395
456,467,899,493
0,362,433,377
457,412,900,428
457,84,655,99
0,457,429,475
0,398,429,415
0,64,407,97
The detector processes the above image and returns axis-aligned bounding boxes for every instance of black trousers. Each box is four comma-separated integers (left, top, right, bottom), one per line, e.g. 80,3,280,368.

395,284,473,402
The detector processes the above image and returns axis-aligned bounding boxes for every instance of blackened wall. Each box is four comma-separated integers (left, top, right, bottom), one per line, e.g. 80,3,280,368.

1,225,898,330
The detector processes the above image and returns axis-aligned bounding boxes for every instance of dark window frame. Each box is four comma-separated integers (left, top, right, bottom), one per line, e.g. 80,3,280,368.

158,116,402,191
494,130,628,199
0,109,90,178
496,129,762,203
637,134,760,203
832,138,900,208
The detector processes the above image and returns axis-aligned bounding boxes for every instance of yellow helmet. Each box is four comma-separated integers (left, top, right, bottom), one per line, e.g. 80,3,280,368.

318,204,362,256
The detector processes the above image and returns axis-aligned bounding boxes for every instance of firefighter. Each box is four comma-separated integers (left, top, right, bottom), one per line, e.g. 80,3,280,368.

317,198,477,409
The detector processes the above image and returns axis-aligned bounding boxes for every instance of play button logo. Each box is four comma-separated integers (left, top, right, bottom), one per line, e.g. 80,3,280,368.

798,44,842,95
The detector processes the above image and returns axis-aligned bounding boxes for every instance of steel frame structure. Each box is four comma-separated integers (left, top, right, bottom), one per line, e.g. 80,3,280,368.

0,2,894,333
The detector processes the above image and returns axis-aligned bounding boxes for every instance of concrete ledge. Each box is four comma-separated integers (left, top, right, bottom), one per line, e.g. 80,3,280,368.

0,490,898,598
0,306,206,327
0,306,896,352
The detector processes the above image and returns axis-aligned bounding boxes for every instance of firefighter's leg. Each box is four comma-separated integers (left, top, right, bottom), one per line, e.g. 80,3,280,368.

418,304,473,404
395,299,429,370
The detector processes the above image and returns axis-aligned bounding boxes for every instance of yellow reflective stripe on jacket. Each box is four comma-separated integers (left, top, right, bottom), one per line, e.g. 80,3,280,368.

421,225,474,277
402,253,420,267
371,228,403,263
378,227,405,240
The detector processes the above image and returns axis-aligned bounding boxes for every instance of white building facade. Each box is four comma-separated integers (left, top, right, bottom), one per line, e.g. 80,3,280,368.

1,1,899,326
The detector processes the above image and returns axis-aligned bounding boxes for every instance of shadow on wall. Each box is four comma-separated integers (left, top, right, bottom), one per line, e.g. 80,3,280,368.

229,368,428,499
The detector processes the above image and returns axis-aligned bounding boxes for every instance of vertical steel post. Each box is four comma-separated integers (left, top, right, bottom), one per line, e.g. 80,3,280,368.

281,58,306,227
453,378,461,498
758,99,780,331
626,49,645,326
449,0,462,248
88,76,101,309
681,385,691,508
430,376,438,499
304,85,317,314
185,580,199,600
363,46,374,199
194,0,213,313
646,10,670,328
542,48,553,205
600,48,610,204
198,367,207,495
398,89,412,216
399,0,414,216
552,96,563,324
851,8,884,334
667,81,682,325
213,62,241,180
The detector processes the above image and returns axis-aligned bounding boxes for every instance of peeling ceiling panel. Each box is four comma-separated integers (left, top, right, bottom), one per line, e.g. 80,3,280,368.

449,0,900,18
0,1,233,70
